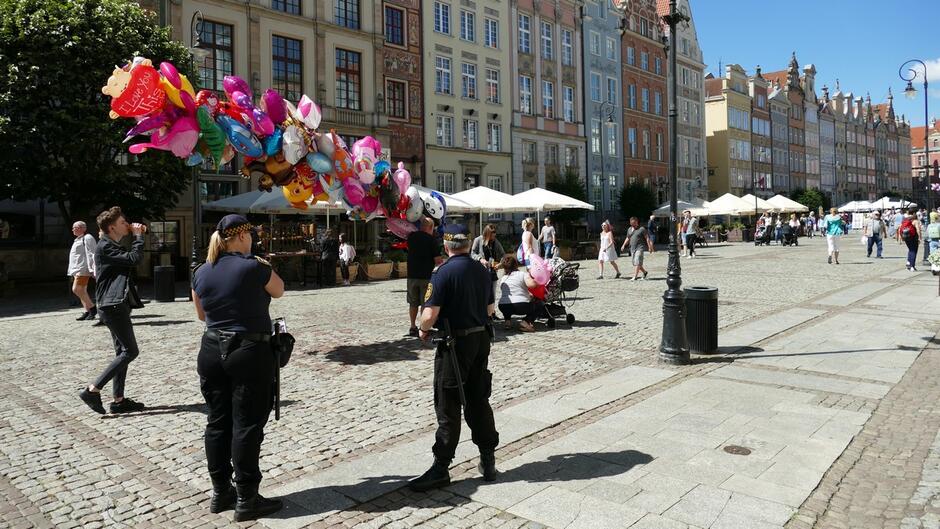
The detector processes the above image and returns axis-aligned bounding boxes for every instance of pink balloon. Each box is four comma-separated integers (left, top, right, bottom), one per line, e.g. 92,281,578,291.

128,116,199,158
342,177,365,206
361,194,379,213
527,254,553,286
387,218,417,239
159,62,181,89
223,75,251,98
261,89,287,124
393,162,412,194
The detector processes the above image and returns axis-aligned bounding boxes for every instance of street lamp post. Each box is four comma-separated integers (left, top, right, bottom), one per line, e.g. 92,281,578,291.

899,59,933,264
597,100,615,224
189,11,210,273
659,1,690,365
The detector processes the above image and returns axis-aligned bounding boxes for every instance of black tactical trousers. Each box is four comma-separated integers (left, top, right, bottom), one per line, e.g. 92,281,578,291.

197,332,275,487
431,332,499,463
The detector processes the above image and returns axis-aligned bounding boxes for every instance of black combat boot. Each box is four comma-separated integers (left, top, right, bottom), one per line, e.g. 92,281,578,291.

233,484,283,522
408,458,451,492
478,451,498,482
209,478,236,514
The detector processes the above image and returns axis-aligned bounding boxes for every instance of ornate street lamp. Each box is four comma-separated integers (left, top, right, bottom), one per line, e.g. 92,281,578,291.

658,1,690,365
899,59,933,264
596,100,615,223
189,11,210,272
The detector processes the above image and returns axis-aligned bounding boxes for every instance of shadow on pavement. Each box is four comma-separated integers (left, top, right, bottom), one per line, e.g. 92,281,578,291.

323,337,427,365
103,399,299,418
134,320,193,327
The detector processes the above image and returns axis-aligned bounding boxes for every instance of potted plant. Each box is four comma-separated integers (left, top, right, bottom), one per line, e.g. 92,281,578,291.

386,250,408,277
361,252,393,280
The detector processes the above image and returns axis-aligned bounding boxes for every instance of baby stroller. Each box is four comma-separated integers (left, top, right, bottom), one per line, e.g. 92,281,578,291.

535,257,580,328
780,224,797,246
754,225,772,246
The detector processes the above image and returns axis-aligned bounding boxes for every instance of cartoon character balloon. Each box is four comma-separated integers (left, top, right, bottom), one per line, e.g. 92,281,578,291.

527,254,553,286
405,187,424,222
423,191,446,221
101,59,166,119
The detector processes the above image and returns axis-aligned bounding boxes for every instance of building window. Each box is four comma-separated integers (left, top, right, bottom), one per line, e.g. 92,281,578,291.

484,18,498,48
486,123,501,151
272,0,300,15
563,86,575,123
626,46,635,65
461,63,477,99
272,35,303,103
546,144,559,166
334,48,360,110
435,56,452,94
655,57,662,75
541,22,554,60
639,18,648,37
565,146,578,168
522,141,536,163
386,79,406,119
607,122,618,157
628,84,636,109
607,77,617,104
434,2,450,34
590,72,601,102
591,119,601,154
437,172,455,193
561,29,573,65
640,52,648,71
384,6,405,45
520,75,532,114
641,88,649,113
518,14,531,53
485,69,499,103
643,130,650,159
436,116,453,146
149,221,180,254
463,119,478,149
657,132,663,161
628,127,637,157
606,38,616,61
590,31,600,55
197,20,233,93
335,0,359,29
542,80,554,119
460,10,475,41
592,172,602,211
655,91,662,115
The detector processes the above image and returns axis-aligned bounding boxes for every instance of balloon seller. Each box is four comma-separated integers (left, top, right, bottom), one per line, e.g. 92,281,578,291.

191,215,286,522
410,224,500,492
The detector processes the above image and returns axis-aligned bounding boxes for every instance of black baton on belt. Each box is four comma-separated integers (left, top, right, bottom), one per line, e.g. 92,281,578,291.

273,329,281,421
436,319,467,408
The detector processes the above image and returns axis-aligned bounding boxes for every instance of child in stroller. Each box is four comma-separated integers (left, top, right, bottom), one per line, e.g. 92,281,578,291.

754,224,772,246
780,223,798,246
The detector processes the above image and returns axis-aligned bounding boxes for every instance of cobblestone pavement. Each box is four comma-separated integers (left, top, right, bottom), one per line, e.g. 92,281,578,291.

0,235,937,528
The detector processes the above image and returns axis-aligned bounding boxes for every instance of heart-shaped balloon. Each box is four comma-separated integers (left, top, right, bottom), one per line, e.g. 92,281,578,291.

387,218,418,239
104,64,166,119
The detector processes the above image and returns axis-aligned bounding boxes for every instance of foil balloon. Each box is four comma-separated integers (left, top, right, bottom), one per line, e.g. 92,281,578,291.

260,89,287,125
351,136,381,162
195,90,221,114
158,61,196,109
424,191,446,220
220,144,236,165
527,254,553,286
124,112,170,141
373,160,391,178
128,116,199,158
282,178,313,210
281,124,309,165
265,154,294,186
360,194,379,214
392,162,412,194
353,156,375,184
222,75,251,99
306,152,333,173
405,187,424,222
185,152,204,166
264,127,283,157
216,115,263,158
297,95,322,130
197,107,226,167
342,177,365,206
231,91,275,137
317,131,345,157
101,60,166,119
387,218,417,239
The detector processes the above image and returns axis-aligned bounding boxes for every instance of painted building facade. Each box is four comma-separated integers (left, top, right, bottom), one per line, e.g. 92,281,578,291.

382,0,426,180
704,64,752,197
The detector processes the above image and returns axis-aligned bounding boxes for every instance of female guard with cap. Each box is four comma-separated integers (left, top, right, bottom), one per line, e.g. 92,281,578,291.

191,214,285,522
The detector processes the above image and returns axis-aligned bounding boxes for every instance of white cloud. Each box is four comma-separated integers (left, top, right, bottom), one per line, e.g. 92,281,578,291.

909,58,940,83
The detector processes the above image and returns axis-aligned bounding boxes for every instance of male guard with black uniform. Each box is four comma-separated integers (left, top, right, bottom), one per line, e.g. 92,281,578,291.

409,224,499,492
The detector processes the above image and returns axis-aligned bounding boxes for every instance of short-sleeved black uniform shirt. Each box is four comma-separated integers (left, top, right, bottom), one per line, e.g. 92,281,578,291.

407,231,438,280
423,253,494,330
193,253,273,334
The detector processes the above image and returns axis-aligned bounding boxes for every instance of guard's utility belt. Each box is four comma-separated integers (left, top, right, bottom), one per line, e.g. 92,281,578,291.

204,329,271,343
452,326,486,337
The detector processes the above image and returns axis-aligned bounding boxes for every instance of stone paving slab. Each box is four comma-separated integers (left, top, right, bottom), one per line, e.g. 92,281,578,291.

717,307,826,352
812,281,893,307
707,365,891,399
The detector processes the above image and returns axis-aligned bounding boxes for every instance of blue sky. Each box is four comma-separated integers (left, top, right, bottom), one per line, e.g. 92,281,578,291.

691,0,940,127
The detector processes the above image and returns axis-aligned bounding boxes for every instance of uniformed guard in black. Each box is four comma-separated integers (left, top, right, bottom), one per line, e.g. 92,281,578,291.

409,224,499,492
192,215,286,522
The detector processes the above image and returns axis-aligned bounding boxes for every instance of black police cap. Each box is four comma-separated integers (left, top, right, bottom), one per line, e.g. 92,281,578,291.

217,214,252,238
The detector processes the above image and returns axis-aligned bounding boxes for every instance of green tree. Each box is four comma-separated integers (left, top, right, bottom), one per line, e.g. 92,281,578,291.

0,0,196,226
545,167,589,229
617,182,658,222
792,188,826,213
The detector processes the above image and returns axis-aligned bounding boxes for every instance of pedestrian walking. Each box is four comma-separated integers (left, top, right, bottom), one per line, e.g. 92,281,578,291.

338,234,356,286
865,211,887,258
68,221,98,321
320,229,339,287
823,207,844,265
191,214,286,521
684,212,701,257
788,214,800,246
410,224,498,492
407,217,439,337
679,211,691,256
897,208,923,271
496,255,541,332
538,217,556,259
517,217,539,265
79,207,147,415
647,215,658,250
471,224,505,307
597,221,621,279
620,217,653,281
927,211,940,258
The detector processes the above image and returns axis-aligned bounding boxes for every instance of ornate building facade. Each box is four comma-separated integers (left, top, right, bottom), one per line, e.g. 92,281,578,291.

382,0,425,180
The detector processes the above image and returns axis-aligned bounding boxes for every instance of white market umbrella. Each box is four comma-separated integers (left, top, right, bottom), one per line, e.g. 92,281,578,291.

451,185,522,228
837,200,873,213
706,193,758,216
740,194,776,215
872,196,916,210
512,187,595,224
202,190,265,214
652,199,710,218
767,195,810,213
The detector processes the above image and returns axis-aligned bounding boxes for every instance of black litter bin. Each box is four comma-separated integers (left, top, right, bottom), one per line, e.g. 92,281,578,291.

153,265,176,302
684,286,718,354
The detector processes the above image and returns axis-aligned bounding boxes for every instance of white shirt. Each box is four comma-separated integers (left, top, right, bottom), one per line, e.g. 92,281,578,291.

339,243,356,263
68,233,97,276
499,270,532,304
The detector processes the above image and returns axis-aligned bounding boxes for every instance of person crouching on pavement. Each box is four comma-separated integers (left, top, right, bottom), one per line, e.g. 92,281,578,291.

191,214,286,522
410,224,499,492
496,255,541,332
79,207,147,415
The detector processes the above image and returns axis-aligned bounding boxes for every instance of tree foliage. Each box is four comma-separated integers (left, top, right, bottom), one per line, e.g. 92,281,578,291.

0,0,195,226
792,188,827,214
617,182,658,221
545,167,589,228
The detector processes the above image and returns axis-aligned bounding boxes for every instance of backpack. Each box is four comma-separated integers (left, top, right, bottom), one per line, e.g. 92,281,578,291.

899,218,916,241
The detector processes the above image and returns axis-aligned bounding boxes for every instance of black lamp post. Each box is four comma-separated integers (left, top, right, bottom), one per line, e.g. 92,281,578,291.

899,59,933,264
659,0,690,365
189,11,210,272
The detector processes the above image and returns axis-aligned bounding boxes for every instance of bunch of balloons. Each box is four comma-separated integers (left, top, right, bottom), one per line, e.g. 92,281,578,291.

102,57,447,227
